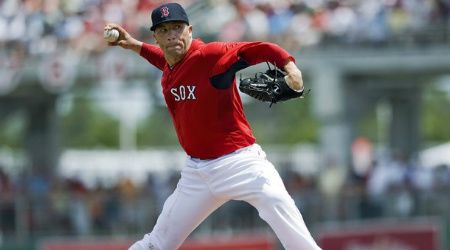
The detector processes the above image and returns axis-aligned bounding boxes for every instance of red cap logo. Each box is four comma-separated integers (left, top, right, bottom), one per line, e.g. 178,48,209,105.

161,6,169,17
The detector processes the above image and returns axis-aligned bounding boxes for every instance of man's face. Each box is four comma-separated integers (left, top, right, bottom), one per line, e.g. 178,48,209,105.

153,21,192,59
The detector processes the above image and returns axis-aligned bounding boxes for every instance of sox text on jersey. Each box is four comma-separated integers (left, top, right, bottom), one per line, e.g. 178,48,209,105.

170,85,197,101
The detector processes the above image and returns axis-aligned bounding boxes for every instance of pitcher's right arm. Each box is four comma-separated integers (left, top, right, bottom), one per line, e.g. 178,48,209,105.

105,23,165,70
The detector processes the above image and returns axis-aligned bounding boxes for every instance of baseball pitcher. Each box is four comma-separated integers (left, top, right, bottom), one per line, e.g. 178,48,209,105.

104,2,321,250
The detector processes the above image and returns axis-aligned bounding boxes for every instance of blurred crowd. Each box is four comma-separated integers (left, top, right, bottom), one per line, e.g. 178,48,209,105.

0,0,449,56
0,0,196,56
200,0,450,50
1,153,449,238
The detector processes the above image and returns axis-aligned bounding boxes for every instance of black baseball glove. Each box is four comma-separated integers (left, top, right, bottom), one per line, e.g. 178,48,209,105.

239,64,307,107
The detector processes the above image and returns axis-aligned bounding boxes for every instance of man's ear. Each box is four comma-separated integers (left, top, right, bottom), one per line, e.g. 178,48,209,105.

153,33,159,45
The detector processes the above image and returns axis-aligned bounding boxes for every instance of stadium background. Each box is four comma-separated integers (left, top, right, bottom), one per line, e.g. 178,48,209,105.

1,0,450,249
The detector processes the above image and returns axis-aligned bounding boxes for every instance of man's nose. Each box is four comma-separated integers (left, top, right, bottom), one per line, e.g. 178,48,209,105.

167,29,177,41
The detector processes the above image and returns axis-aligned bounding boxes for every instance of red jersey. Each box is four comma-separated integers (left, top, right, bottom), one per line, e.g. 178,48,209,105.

140,39,295,159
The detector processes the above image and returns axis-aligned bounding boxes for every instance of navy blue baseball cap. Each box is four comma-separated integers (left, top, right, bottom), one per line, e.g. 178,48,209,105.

150,3,190,31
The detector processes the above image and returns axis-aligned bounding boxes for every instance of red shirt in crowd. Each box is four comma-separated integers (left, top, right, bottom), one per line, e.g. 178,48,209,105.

140,39,294,159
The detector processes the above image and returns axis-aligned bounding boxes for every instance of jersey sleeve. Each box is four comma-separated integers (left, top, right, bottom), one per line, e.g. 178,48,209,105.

139,43,166,70
205,41,295,78
236,42,295,68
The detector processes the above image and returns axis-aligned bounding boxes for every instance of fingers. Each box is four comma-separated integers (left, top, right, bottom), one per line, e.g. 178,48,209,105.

117,40,127,47
104,23,119,31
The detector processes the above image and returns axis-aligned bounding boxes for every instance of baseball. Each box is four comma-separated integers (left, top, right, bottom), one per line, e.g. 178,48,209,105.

104,28,119,43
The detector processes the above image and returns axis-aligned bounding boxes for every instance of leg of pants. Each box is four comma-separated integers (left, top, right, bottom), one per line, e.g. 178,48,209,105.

128,166,227,250
246,161,322,249
205,144,322,250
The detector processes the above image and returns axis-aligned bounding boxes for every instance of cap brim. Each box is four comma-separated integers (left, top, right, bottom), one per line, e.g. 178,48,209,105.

151,20,189,31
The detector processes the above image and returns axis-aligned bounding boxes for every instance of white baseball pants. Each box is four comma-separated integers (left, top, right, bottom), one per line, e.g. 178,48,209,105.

129,144,322,250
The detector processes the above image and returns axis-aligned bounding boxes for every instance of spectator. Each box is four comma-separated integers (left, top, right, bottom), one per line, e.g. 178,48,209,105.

0,169,15,235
